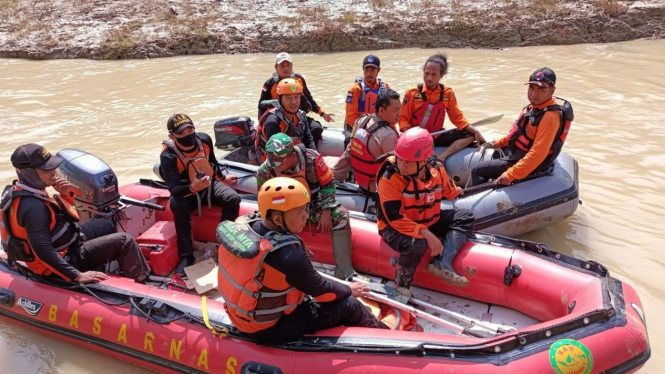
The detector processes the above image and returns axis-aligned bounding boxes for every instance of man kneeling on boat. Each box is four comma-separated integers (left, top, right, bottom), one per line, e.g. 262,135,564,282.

469,68,573,186
1,144,150,284
257,133,357,280
159,114,241,275
377,128,475,298
216,177,386,344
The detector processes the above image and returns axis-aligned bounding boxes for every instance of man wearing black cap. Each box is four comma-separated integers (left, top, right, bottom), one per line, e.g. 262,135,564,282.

257,52,335,146
469,67,573,186
160,114,241,275
344,55,390,138
1,144,150,284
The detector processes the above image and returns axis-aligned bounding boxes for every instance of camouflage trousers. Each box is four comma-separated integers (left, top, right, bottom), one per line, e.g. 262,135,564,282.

307,204,349,231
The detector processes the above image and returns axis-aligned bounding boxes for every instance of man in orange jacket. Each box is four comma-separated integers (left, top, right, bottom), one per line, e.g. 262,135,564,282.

469,68,572,186
376,128,475,300
399,54,485,162
344,55,390,137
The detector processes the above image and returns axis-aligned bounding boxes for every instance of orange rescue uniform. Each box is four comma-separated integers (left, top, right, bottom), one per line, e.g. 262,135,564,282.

399,84,469,133
495,98,560,181
376,156,459,237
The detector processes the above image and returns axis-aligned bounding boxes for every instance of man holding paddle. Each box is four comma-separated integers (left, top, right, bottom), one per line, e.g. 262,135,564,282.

216,177,385,344
376,128,476,299
469,68,573,186
399,54,485,162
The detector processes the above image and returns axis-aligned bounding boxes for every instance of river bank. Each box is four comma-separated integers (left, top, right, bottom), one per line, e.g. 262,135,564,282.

0,0,663,60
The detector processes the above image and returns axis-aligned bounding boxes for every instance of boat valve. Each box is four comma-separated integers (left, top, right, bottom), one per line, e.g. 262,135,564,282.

503,265,522,287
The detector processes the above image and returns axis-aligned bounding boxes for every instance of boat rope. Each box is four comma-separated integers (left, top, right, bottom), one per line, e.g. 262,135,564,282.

201,296,229,337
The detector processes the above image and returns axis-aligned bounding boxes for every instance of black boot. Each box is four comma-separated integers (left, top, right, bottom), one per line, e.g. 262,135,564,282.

394,265,416,304
174,255,196,276
426,230,469,288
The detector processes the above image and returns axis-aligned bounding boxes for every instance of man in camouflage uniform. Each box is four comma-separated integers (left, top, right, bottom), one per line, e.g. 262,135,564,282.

256,133,356,280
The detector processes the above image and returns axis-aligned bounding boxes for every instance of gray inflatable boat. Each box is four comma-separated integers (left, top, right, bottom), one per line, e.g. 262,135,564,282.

213,127,579,237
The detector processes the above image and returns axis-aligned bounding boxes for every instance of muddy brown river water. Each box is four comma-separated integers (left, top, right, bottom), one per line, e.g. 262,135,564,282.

0,40,664,373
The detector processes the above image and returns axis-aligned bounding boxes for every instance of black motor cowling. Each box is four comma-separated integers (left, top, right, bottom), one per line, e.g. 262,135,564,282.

214,116,255,150
56,149,120,209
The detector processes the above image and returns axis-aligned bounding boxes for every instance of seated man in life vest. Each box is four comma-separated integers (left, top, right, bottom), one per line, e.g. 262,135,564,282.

399,54,485,162
216,177,386,344
376,128,475,299
255,78,317,163
159,114,241,275
333,88,401,194
469,68,573,186
1,144,149,284
257,52,335,146
256,133,356,280
344,55,390,139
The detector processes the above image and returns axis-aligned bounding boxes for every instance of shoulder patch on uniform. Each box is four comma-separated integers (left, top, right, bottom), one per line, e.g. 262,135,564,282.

414,93,423,101
403,97,409,104
346,91,353,103
262,85,268,92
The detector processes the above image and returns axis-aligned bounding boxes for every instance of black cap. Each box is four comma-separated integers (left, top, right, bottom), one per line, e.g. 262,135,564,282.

527,67,556,88
167,114,195,134
362,54,380,68
11,143,63,170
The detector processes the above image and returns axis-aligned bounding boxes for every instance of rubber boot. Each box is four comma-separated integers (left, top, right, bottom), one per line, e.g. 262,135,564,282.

394,265,416,304
426,230,470,288
174,255,196,277
331,228,357,280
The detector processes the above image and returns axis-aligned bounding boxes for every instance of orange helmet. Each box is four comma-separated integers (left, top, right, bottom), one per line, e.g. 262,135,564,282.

258,177,310,218
276,78,303,96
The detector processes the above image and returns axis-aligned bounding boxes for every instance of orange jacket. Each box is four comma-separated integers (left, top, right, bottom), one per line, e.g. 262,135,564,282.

345,79,390,127
376,156,459,237
399,84,469,133
495,98,560,181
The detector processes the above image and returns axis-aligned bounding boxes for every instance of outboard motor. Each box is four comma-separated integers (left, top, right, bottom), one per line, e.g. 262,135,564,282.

56,149,120,220
213,116,255,150
56,149,163,223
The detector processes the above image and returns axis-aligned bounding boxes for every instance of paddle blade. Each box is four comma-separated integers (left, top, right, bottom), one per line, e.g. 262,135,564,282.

469,114,504,128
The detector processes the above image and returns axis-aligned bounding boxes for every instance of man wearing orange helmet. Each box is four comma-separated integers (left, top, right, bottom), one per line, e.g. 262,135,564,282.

376,128,475,299
258,52,335,147
255,78,317,162
216,177,385,344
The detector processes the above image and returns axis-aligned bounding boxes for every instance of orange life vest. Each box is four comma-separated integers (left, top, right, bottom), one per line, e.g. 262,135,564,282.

376,157,450,228
255,108,310,162
0,182,81,278
216,217,305,334
161,137,214,184
410,83,446,133
349,115,397,192
356,77,386,116
506,97,573,165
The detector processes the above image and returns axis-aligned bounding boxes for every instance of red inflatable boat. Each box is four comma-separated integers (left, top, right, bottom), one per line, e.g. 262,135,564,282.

0,150,650,374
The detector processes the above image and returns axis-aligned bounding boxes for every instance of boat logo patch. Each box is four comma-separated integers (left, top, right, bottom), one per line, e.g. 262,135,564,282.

549,339,593,374
16,297,44,316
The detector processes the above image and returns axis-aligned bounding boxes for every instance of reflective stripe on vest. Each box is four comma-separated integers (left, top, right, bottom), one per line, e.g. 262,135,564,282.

410,83,446,133
356,77,386,115
216,218,305,333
